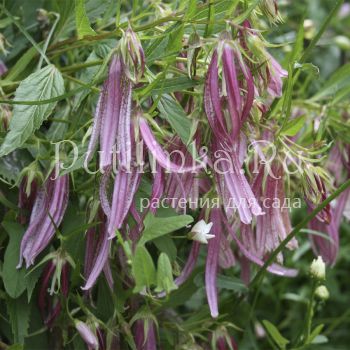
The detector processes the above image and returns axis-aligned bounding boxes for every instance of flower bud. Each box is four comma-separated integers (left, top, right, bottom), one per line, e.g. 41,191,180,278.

259,0,283,24
310,256,326,280
0,105,11,132
315,285,330,301
335,35,350,51
120,27,145,83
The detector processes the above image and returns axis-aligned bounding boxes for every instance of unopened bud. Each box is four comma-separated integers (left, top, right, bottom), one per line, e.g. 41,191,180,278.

310,256,326,280
259,0,283,24
120,27,145,83
315,285,329,300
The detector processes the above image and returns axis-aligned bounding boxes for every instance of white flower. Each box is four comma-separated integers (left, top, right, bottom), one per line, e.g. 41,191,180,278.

315,285,330,300
310,256,326,280
188,220,214,244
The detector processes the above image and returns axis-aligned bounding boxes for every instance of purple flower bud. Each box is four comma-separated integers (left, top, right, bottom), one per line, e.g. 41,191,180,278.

133,319,157,350
75,321,99,350
266,53,288,98
18,170,69,268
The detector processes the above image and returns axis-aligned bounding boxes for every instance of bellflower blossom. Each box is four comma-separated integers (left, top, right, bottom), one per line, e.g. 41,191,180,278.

82,213,114,290
38,261,69,327
17,169,69,268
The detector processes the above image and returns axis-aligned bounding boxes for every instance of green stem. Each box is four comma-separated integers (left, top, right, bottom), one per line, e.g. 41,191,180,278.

38,12,60,69
303,280,317,345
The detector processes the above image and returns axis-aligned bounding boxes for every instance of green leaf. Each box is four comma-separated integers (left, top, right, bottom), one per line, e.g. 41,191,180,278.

2,222,42,300
262,320,289,350
138,214,193,245
75,0,96,39
2,222,27,298
311,63,350,101
139,77,197,96
153,236,177,262
155,253,178,294
281,115,306,136
132,246,157,293
7,294,31,344
309,324,324,343
157,94,192,145
0,65,65,157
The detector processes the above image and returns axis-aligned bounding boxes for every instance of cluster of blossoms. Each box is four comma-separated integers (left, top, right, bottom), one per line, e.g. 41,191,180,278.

11,3,350,348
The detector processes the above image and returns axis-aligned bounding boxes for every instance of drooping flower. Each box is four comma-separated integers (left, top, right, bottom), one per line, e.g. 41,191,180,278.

133,318,157,350
188,219,214,244
212,138,264,224
205,208,222,318
17,169,69,268
163,135,203,213
82,212,114,290
38,260,69,328
204,35,255,142
85,54,132,171
75,321,99,350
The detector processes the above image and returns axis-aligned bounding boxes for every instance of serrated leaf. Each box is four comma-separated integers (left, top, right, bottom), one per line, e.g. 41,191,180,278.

262,320,289,350
7,294,31,344
138,214,193,245
132,246,156,293
281,115,306,136
75,0,96,38
155,253,178,294
0,65,65,157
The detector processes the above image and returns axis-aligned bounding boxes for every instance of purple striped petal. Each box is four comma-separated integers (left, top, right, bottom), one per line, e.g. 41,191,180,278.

222,43,242,139
82,220,110,290
139,117,206,173
107,168,141,238
117,76,132,169
99,55,123,170
205,209,221,318
18,172,69,268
